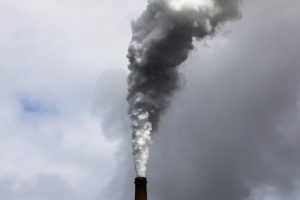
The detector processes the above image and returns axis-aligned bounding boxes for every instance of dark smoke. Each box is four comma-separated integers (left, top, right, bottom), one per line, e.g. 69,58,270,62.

127,0,242,177
128,0,241,132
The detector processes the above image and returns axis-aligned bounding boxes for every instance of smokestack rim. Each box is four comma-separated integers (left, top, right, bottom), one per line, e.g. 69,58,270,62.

135,177,147,184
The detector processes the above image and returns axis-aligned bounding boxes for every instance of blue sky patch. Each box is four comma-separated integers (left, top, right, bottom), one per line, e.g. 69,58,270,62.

20,96,57,115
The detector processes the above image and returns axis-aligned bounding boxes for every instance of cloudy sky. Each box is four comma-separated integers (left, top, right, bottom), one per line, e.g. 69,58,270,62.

1,0,300,200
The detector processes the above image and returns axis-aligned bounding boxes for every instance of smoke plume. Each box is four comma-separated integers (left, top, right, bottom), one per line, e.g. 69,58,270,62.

127,0,241,177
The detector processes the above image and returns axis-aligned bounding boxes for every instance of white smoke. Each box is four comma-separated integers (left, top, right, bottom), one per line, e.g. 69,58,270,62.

127,0,241,177
131,109,152,177
168,0,215,11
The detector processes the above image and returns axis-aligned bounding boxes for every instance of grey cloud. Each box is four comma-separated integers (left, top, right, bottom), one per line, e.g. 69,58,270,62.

94,69,129,140
0,0,141,200
0,175,83,200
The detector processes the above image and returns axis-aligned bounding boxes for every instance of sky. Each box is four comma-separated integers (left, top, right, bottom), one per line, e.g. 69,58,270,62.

0,0,300,200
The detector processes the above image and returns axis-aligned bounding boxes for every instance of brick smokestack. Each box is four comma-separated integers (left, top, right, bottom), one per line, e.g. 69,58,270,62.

135,177,147,200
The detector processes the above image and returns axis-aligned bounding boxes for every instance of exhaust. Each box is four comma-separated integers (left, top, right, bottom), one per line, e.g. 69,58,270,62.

135,177,147,200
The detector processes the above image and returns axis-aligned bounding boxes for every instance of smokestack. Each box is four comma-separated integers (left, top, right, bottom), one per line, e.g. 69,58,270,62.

135,177,147,200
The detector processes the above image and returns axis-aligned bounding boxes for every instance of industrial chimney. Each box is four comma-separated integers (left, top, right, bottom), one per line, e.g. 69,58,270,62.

135,177,147,200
